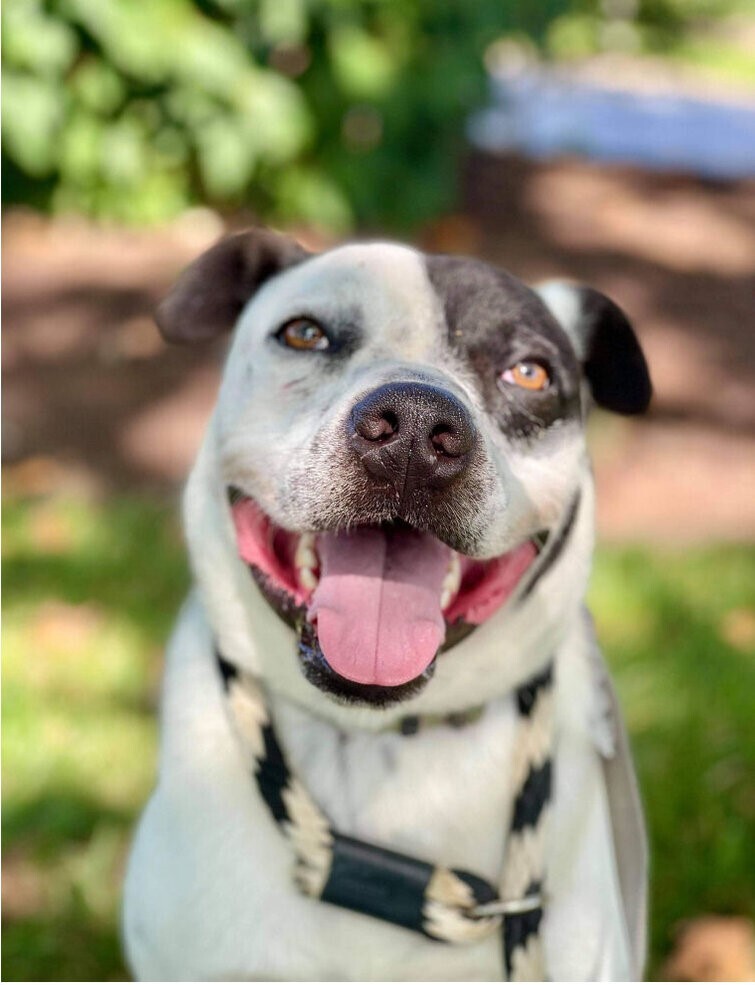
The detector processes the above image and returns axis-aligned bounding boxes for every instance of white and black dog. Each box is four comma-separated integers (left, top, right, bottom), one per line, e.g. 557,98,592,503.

123,229,651,981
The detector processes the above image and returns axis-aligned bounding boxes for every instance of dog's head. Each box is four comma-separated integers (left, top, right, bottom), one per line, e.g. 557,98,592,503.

159,229,650,715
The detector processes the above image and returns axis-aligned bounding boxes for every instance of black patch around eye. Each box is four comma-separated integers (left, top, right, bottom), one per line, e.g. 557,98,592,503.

497,364,579,440
484,350,575,438
425,255,582,438
503,394,572,440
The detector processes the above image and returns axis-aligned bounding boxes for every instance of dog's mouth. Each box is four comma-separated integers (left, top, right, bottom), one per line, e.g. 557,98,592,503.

229,490,545,705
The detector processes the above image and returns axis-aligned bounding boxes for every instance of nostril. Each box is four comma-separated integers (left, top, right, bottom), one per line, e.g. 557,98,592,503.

430,424,465,458
357,410,399,443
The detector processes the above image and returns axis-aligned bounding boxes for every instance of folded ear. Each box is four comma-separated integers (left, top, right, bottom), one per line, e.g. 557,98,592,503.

155,228,309,344
535,281,652,415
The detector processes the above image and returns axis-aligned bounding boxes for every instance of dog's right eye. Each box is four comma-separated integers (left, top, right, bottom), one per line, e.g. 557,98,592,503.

277,318,330,351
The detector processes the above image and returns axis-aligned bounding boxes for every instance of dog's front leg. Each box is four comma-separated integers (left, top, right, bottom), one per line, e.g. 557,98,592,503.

543,619,646,982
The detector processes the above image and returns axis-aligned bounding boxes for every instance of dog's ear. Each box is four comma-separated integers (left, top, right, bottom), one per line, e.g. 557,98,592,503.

535,281,652,415
155,228,309,344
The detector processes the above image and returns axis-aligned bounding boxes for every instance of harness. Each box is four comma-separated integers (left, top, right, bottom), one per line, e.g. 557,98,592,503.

216,652,555,981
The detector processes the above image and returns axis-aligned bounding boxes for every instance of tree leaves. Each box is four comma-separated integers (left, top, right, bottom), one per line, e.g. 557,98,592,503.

1,0,564,227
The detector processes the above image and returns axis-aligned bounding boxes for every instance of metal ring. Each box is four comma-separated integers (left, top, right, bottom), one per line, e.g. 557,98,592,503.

471,893,544,918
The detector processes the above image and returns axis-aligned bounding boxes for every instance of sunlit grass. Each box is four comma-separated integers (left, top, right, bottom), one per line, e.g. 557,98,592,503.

591,547,755,973
2,494,753,980
2,495,188,981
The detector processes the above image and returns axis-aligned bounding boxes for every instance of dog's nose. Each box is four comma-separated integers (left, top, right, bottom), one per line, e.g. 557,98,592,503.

349,382,478,495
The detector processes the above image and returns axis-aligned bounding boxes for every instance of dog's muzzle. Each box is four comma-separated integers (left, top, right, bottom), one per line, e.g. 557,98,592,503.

228,382,548,705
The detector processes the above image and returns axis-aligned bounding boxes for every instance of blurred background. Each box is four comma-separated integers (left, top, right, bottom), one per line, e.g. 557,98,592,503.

2,0,754,980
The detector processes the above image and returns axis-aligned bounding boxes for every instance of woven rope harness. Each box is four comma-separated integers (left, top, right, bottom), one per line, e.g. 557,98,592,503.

217,653,554,981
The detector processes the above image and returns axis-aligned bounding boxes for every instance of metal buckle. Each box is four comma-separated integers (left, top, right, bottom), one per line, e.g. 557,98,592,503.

471,892,544,918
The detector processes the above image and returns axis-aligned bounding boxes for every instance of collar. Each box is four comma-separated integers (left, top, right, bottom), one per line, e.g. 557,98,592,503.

395,705,486,735
216,648,554,980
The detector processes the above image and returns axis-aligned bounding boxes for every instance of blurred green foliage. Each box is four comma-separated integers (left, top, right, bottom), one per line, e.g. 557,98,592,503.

3,0,747,231
1,0,566,230
545,0,748,60
2,493,754,979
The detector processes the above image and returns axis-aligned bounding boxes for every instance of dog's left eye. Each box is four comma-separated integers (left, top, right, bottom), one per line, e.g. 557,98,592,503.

277,318,330,351
501,360,551,391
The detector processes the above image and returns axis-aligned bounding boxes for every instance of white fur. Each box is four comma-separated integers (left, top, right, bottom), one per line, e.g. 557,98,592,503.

122,245,644,980
533,281,585,357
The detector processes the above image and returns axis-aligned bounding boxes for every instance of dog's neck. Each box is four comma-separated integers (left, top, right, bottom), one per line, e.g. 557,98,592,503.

182,426,596,732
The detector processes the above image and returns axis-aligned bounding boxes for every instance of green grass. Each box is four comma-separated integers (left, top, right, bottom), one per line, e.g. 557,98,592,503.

590,547,755,973
2,494,754,980
2,495,188,981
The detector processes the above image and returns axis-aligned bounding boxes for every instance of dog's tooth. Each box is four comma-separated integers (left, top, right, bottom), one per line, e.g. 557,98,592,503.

440,578,456,608
299,568,318,591
297,547,318,570
447,552,461,581
295,534,318,570
441,553,461,599
439,553,461,611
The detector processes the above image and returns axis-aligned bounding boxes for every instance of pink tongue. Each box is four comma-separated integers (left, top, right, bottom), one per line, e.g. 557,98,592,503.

308,528,450,686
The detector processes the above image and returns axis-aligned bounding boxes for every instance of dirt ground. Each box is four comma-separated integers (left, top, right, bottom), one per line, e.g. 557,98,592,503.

3,154,755,542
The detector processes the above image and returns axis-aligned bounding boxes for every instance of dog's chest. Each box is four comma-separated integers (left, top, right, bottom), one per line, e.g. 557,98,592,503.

271,695,521,879
126,649,522,980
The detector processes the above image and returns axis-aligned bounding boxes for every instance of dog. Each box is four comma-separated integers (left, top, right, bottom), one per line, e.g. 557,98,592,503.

123,229,651,981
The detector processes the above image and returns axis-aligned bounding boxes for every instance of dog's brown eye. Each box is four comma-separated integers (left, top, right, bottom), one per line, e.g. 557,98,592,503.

278,318,330,351
501,361,550,391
